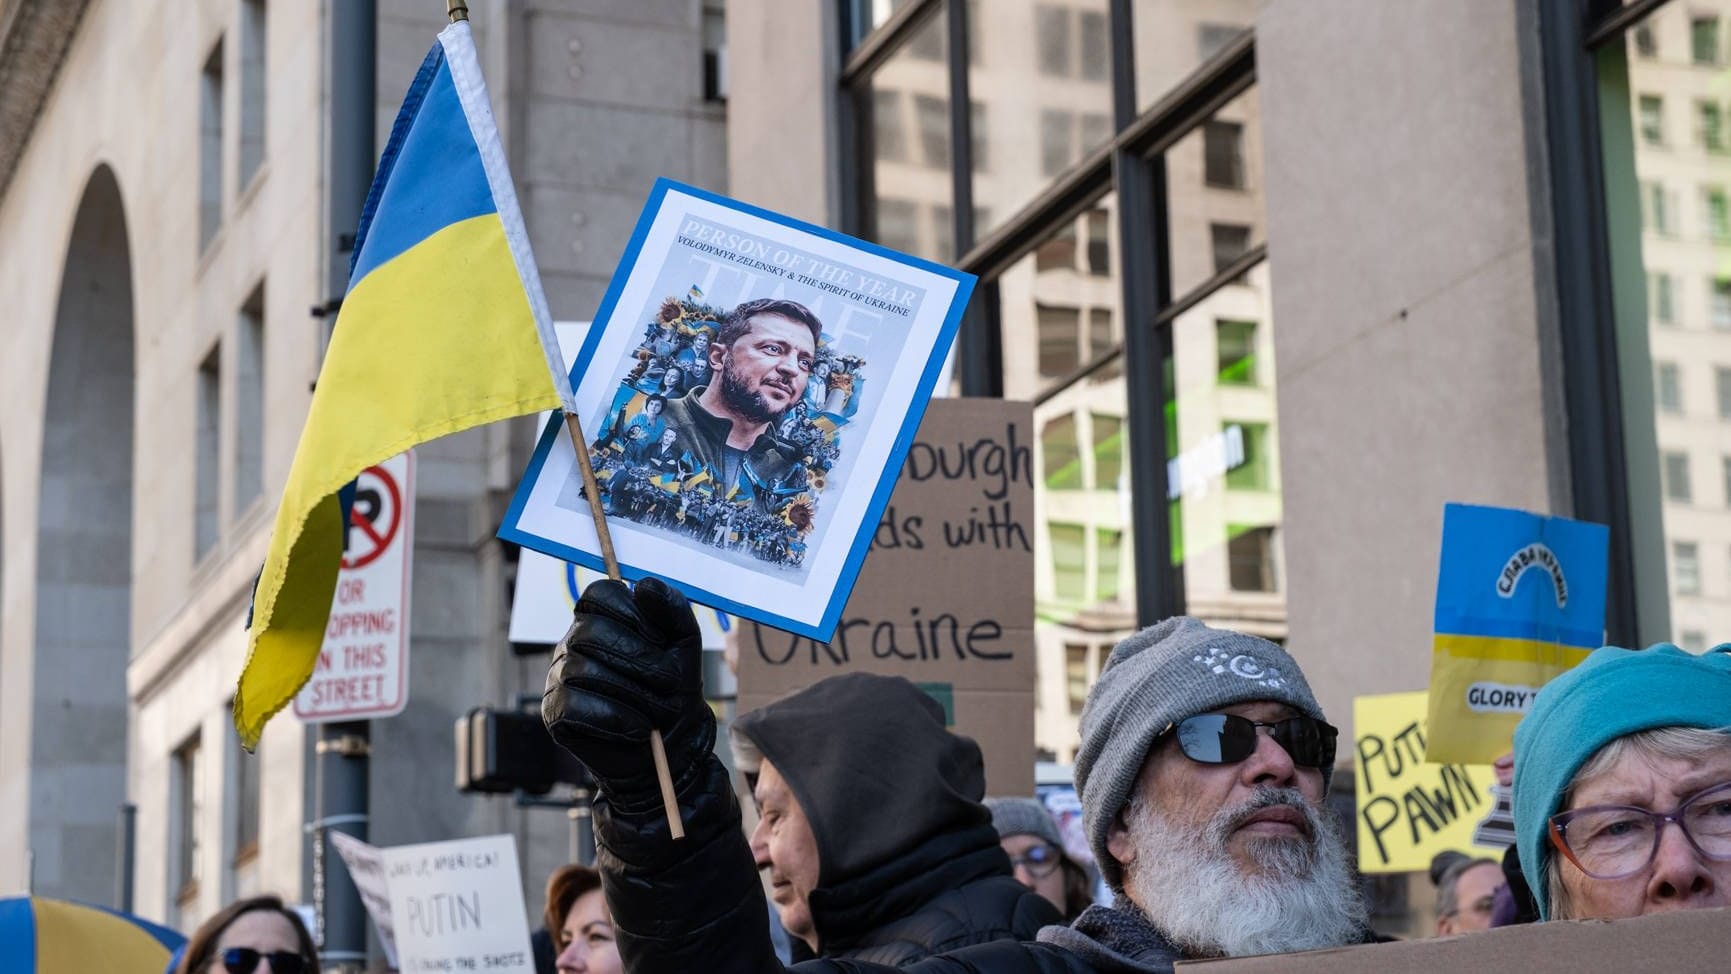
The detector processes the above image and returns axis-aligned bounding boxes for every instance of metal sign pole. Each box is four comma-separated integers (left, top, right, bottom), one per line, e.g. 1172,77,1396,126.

319,0,375,969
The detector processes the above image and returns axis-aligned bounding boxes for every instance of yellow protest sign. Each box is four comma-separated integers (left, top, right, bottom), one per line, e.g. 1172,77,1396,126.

1354,691,1503,873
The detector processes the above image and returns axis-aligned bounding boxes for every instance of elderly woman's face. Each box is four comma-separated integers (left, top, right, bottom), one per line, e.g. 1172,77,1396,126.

1556,744,1731,919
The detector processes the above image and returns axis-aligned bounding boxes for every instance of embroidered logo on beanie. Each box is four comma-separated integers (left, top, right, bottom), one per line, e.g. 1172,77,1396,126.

1192,647,1290,690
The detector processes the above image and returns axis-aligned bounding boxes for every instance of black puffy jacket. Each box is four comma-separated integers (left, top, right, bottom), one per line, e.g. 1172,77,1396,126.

729,674,1060,963
595,754,1185,973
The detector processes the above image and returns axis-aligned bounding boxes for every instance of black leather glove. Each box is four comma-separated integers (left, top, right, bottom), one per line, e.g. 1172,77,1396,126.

542,577,714,813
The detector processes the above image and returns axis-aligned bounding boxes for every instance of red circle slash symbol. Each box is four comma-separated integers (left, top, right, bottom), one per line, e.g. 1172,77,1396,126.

342,464,403,569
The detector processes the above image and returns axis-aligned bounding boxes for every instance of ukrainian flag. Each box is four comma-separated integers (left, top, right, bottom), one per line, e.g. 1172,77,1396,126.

0,896,185,973
234,22,570,747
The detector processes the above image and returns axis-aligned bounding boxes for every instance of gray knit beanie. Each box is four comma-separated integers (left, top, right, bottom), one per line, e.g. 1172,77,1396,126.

984,796,1063,849
1073,616,1329,891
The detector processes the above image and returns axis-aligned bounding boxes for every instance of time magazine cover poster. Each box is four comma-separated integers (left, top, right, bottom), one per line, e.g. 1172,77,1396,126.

501,179,973,640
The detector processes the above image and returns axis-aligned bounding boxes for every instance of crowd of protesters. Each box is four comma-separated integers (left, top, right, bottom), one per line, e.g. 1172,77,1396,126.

534,578,1730,972
180,585,1728,974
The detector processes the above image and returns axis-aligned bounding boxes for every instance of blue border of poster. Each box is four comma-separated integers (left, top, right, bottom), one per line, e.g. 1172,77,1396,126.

499,179,973,642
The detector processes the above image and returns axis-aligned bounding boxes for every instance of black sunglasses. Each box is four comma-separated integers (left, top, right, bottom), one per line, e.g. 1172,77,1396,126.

1169,713,1338,769
221,948,308,974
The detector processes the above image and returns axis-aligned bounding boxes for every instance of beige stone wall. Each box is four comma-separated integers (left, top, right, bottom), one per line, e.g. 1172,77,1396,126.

0,0,324,904
1257,0,1571,730
2,0,725,923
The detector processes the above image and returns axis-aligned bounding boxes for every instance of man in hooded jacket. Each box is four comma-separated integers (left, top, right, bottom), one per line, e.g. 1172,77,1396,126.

544,579,1374,973
729,672,1060,963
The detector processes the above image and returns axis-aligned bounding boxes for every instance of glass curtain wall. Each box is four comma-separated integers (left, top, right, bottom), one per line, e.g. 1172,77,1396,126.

1591,0,1731,651
843,0,1284,761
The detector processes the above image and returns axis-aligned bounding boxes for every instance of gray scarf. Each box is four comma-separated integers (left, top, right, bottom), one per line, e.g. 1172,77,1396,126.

1036,899,1183,974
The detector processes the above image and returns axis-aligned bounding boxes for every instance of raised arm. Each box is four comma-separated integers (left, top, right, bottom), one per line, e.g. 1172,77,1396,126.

542,577,782,974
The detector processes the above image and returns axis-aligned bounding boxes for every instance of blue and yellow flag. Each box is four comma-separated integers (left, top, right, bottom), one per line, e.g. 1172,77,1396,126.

234,22,570,747
1424,503,1609,764
0,896,185,973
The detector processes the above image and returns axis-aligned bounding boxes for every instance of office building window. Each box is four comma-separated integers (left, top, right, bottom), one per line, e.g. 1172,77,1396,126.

1092,412,1123,491
1037,304,1081,377
1639,94,1665,145
1703,187,1730,239
1079,9,1108,80
1664,451,1693,503
1087,307,1113,358
239,0,267,187
876,197,920,256
1228,526,1278,593
1225,423,1272,491
1723,456,1731,506
1634,23,1657,57
1680,630,1708,653
1204,121,1246,189
1700,101,1727,152
173,735,203,922
1096,528,1124,601
1198,23,1245,61
702,1,727,101
862,13,951,262
235,284,265,511
1211,223,1252,274
1036,5,1071,76
871,90,906,162
1692,16,1722,65
1042,413,1082,491
1137,5,1266,106
1717,366,1731,418
199,40,225,250
195,345,222,559
1040,109,1073,177
1674,541,1702,594
1035,221,1077,272
914,93,950,169
1644,182,1673,233
969,1,1113,238
1217,320,1258,385
1656,361,1683,412
1086,209,1111,276
1713,278,1731,328
1064,643,1089,715
234,741,260,858
930,204,954,263
231,742,261,898
1050,523,1087,602
1004,195,1124,398
1651,272,1676,324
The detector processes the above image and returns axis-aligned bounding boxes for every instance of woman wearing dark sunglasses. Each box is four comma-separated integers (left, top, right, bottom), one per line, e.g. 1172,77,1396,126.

173,895,316,974
1512,642,1731,921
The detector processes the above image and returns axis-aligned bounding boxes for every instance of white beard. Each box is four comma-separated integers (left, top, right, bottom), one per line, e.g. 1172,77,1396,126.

1121,786,1368,959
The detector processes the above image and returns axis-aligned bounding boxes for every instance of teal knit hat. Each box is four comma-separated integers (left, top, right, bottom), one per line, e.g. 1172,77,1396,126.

1511,642,1731,918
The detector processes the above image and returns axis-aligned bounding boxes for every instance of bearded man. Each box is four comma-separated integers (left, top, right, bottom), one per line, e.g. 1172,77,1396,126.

660,298,816,508
544,581,1375,973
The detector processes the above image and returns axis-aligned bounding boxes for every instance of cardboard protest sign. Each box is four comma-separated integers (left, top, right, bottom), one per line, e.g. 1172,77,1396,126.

381,834,534,974
329,831,399,968
1176,905,1731,973
738,399,1035,794
502,179,974,642
1353,691,1502,874
1425,504,1608,765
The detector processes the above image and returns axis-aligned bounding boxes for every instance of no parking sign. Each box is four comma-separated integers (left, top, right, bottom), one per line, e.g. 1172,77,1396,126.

295,452,415,722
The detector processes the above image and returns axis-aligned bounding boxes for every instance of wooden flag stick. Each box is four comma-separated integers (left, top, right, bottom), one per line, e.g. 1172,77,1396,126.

562,410,685,840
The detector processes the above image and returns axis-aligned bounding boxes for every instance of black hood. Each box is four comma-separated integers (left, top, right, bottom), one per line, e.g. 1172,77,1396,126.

731,672,994,888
